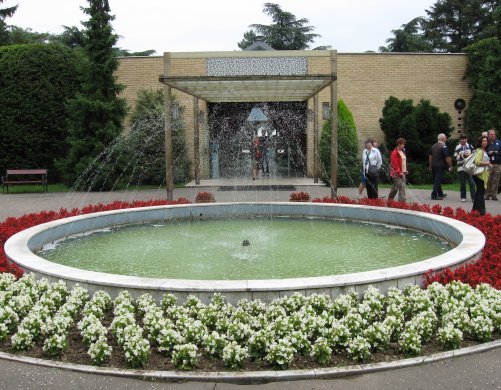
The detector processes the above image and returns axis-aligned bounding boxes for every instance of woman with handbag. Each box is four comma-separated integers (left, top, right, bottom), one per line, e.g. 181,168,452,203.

472,135,492,215
362,138,382,199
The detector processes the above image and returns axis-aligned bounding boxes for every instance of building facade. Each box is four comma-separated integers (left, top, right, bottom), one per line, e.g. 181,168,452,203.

116,51,471,180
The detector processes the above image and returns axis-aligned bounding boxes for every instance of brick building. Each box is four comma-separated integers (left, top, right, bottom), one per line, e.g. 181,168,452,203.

116,51,470,182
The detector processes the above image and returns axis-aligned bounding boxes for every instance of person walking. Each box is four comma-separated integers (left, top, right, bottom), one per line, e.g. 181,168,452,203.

472,135,492,215
388,137,408,202
454,134,476,202
362,139,382,199
358,140,380,199
485,129,501,200
429,133,453,200
251,135,262,180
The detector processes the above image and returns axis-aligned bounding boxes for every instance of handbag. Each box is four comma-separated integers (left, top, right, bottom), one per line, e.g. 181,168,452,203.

463,151,485,176
368,164,379,176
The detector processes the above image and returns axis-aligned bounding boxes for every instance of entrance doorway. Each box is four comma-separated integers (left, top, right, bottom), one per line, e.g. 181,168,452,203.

208,102,307,179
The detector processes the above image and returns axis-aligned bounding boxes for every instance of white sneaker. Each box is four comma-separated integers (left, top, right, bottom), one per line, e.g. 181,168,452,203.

461,199,466,202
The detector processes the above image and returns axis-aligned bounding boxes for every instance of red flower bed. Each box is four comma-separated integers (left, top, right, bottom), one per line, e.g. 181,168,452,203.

1,196,500,289
0,198,190,277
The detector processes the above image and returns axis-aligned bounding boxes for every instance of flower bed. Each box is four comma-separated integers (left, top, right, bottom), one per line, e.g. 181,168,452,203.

0,274,499,370
0,197,500,371
289,192,310,202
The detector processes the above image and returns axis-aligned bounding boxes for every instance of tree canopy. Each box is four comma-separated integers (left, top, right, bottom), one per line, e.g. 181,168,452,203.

238,3,320,50
380,0,500,53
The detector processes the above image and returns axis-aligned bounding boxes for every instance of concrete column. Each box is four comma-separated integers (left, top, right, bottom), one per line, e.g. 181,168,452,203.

330,50,338,198
313,94,319,183
193,96,200,185
164,85,173,200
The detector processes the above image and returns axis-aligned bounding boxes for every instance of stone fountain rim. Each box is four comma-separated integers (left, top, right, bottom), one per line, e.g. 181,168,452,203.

4,202,485,299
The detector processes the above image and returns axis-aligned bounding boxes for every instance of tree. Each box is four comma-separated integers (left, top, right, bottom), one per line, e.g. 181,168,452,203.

127,89,190,184
379,96,453,184
423,0,488,52
57,0,127,189
379,17,432,52
0,0,17,45
7,26,52,44
238,3,320,50
319,100,359,187
464,37,501,139
0,44,84,178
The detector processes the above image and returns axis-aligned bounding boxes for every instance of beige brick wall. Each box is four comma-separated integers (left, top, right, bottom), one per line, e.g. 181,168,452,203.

337,53,471,146
116,52,471,179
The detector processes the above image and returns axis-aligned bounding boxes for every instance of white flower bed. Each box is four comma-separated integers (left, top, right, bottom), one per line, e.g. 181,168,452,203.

0,274,500,370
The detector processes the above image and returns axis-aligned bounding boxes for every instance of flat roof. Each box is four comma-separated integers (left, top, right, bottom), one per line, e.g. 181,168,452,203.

158,74,337,103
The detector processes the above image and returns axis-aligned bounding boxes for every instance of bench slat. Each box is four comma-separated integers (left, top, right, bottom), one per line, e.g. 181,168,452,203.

6,169,48,175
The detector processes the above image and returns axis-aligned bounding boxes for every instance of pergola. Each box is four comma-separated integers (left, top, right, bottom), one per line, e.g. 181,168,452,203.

158,73,338,199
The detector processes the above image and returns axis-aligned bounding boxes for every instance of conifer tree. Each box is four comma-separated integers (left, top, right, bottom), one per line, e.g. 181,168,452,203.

57,0,126,189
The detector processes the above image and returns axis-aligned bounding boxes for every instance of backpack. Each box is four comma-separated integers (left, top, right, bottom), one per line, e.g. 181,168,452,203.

462,150,484,176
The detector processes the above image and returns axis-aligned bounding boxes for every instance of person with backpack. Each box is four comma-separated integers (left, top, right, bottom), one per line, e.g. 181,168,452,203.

454,134,476,202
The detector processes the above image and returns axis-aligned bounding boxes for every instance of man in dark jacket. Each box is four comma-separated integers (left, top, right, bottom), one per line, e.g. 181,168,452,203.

429,133,453,200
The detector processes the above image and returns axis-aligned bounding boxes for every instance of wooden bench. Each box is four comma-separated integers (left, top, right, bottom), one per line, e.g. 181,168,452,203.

1,169,48,192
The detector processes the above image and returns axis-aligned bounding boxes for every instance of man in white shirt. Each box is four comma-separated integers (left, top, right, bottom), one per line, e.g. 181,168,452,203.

454,134,476,202
362,138,383,199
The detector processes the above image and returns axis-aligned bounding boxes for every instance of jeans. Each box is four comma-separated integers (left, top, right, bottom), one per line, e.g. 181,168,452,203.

458,170,476,200
472,175,486,215
431,167,445,198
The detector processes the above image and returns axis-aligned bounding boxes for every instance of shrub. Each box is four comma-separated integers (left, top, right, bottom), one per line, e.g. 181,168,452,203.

319,100,359,187
379,97,453,184
0,44,84,180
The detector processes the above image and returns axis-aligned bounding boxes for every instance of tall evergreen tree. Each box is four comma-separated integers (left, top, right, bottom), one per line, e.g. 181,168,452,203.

423,0,488,52
0,0,17,45
238,3,320,50
57,0,127,189
464,37,501,138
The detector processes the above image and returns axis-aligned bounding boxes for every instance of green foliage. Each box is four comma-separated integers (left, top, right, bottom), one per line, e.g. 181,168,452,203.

379,17,432,53
239,3,320,50
379,97,453,184
423,0,499,52
0,1,17,46
0,44,85,179
319,100,359,187
57,0,127,189
464,37,501,138
126,89,190,184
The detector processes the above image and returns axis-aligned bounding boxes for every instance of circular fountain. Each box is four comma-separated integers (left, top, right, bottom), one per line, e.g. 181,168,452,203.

4,202,484,303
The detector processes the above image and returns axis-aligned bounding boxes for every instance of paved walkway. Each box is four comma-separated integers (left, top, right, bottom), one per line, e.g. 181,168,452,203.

1,179,500,221
0,181,500,389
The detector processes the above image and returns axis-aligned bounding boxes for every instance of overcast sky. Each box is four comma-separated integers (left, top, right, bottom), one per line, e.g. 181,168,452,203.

5,0,437,54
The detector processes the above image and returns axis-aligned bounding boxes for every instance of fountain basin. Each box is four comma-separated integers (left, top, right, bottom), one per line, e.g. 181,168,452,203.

4,203,485,303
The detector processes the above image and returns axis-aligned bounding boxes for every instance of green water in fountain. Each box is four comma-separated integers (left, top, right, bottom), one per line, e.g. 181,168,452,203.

38,217,452,280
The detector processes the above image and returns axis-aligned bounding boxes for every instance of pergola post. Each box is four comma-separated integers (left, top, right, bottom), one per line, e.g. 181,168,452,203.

330,50,338,198
193,96,200,185
313,94,319,183
164,85,173,200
